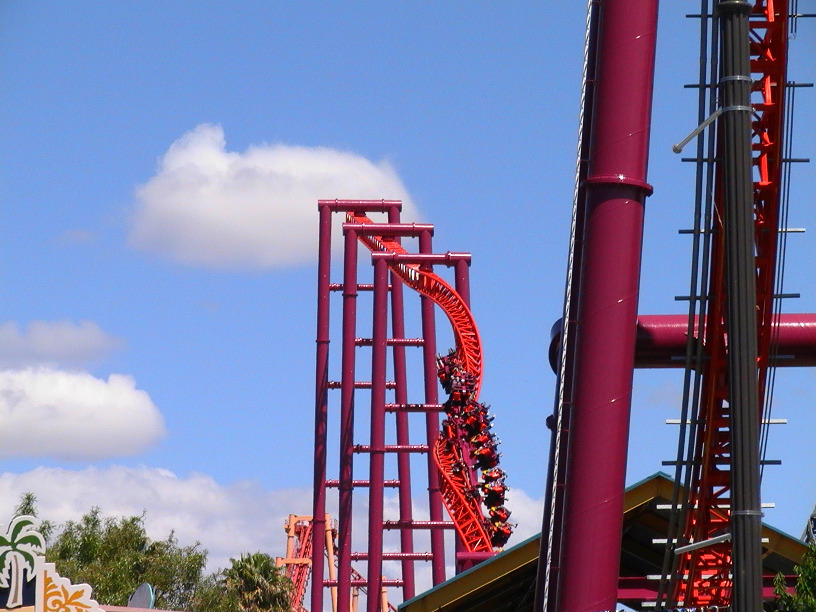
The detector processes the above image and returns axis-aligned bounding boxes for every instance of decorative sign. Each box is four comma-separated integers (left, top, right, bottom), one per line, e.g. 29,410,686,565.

0,516,103,612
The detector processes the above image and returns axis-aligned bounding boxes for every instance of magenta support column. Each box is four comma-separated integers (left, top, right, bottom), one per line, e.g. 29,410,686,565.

366,257,389,612
386,209,417,600
311,203,332,612
418,230,447,586
558,1,658,610
337,227,359,612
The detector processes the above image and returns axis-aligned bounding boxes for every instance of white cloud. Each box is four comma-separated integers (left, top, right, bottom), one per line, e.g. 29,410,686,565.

0,368,165,460
130,124,420,271
505,487,545,543
0,320,124,369
0,466,311,572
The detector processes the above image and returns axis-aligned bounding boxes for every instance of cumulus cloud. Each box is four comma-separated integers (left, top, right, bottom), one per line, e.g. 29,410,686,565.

0,368,165,460
0,466,311,572
130,124,420,270
0,320,124,369
505,487,545,543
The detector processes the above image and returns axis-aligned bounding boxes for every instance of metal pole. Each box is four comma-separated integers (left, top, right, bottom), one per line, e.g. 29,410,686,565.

311,203,332,612
338,227,359,612
536,1,600,608
717,1,763,608
557,0,658,609
419,229,446,585
386,207,417,600
366,257,389,612
549,314,816,370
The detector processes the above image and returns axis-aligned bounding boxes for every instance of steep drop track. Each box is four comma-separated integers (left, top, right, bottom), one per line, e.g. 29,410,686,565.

348,211,513,552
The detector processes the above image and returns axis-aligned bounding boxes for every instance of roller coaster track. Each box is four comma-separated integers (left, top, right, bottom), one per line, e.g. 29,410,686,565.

347,211,512,552
347,212,482,393
667,1,791,606
278,516,312,612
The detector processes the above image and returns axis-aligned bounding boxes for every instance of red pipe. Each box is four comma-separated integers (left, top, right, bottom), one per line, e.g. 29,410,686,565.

549,314,816,370
636,314,816,368
558,1,658,610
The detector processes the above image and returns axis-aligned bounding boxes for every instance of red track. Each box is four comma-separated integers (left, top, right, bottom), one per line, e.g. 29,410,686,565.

348,211,512,552
673,1,789,606
277,515,313,612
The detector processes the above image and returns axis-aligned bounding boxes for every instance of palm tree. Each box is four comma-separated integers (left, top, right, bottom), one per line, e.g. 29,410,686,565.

0,516,46,608
223,552,293,612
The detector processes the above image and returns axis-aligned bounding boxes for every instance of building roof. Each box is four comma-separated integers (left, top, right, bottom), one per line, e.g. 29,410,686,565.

399,472,808,612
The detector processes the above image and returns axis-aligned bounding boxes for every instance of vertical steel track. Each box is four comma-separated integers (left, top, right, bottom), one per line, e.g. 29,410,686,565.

659,0,793,608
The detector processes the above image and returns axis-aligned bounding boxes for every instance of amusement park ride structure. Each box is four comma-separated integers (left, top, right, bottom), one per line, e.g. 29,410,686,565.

274,200,515,612
275,0,814,610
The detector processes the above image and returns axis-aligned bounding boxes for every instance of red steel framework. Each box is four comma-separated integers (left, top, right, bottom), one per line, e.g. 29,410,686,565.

305,200,511,612
669,0,792,607
538,0,813,610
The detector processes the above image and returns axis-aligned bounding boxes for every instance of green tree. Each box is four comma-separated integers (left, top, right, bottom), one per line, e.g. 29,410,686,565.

223,552,293,612
13,493,54,543
46,508,207,610
772,543,816,611
191,571,239,612
7,495,291,612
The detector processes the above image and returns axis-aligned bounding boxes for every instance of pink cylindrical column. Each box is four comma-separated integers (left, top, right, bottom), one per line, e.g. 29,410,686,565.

311,204,333,612
366,257,389,612
338,228,359,612
418,230,447,585
635,314,816,368
549,314,816,370
386,208,417,600
558,1,658,610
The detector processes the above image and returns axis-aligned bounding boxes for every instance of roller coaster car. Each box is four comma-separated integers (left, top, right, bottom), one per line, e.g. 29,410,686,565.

470,432,495,447
481,481,507,495
472,446,500,470
444,399,462,417
463,411,492,435
483,490,506,508
450,388,467,404
490,523,513,548
489,505,511,523
482,468,506,483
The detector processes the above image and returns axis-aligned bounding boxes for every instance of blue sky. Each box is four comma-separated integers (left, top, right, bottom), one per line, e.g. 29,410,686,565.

1,0,814,598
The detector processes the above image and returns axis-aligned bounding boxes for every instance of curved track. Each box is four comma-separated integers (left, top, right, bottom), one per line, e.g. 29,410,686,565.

348,211,513,552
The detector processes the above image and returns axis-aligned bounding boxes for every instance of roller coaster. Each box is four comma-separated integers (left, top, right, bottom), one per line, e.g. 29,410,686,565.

276,1,813,610
285,200,513,612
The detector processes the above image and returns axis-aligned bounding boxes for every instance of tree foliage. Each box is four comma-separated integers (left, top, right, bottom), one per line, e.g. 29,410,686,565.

223,552,293,612
10,494,293,612
772,544,816,612
13,493,54,543
46,508,207,610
